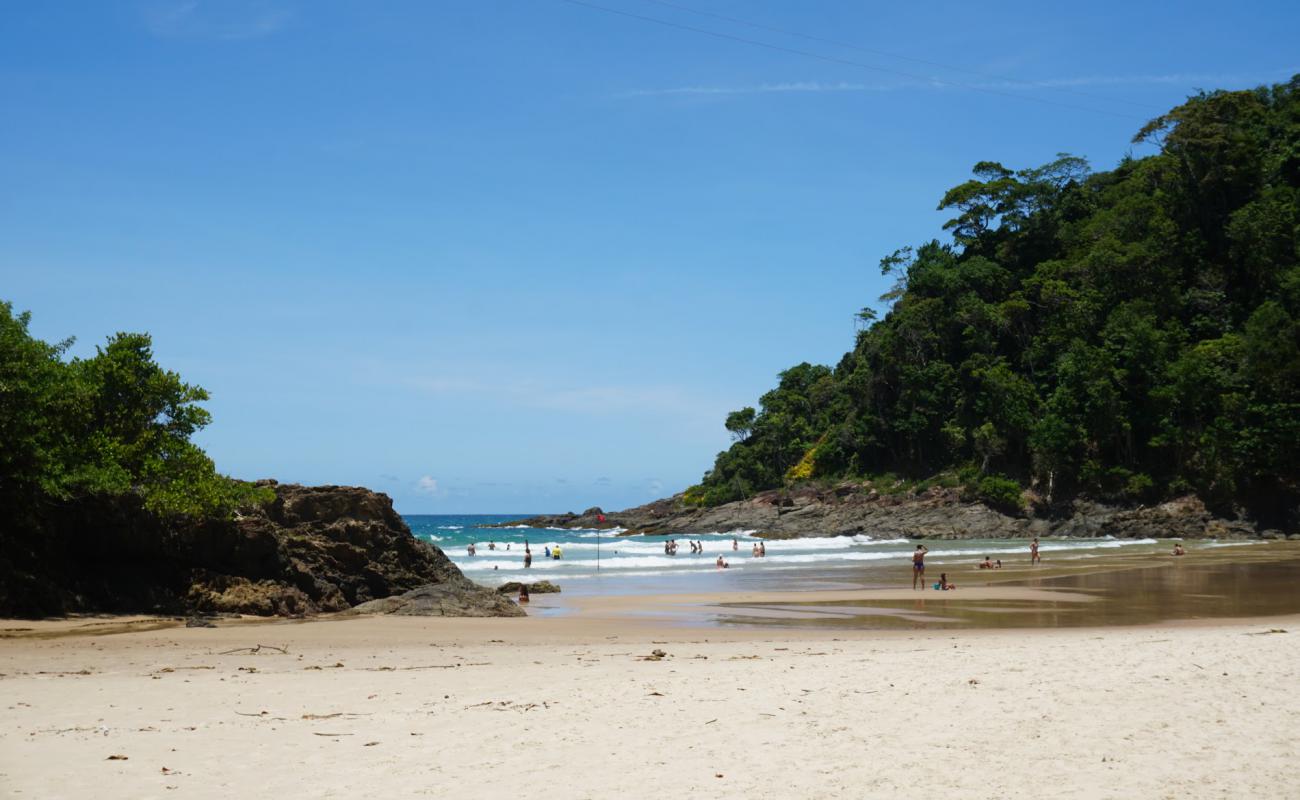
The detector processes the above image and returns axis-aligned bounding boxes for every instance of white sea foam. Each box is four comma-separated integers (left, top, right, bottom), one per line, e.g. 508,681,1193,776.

1040,537,1158,551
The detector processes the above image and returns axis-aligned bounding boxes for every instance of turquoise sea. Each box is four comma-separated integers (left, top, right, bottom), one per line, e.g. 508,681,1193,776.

403,515,1260,597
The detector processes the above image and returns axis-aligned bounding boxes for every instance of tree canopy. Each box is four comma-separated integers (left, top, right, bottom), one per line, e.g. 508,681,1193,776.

688,77,1300,521
0,303,269,523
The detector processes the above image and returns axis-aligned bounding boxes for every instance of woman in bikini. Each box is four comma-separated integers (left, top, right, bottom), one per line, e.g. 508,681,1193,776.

912,545,929,590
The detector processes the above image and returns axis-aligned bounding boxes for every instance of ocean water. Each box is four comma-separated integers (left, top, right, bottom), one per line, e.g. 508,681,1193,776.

403,514,1241,597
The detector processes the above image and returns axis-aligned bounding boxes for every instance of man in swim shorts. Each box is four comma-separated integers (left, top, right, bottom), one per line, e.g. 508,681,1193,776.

912,545,929,590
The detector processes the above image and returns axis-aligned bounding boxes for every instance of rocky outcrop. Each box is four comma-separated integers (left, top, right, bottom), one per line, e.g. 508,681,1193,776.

492,484,1285,540
496,581,562,594
349,583,523,617
0,481,520,619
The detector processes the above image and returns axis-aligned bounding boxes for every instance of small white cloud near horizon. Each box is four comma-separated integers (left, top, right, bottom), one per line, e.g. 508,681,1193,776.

415,475,439,495
141,0,293,41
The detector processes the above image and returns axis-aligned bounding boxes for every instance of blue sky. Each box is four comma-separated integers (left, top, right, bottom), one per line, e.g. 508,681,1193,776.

2,1,1296,513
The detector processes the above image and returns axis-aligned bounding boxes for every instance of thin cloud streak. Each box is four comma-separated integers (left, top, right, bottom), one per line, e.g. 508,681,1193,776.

405,375,708,417
617,80,890,97
141,0,293,41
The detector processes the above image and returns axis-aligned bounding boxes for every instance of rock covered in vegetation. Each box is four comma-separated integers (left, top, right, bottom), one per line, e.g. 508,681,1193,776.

495,484,1271,541
682,79,1300,527
0,481,517,619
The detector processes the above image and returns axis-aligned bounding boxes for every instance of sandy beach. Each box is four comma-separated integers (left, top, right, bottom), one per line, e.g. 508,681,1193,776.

3,571,1299,800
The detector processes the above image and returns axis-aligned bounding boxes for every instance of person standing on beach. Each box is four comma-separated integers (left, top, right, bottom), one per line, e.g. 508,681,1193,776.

524,544,532,569
732,538,738,551
912,545,929,590
1031,537,1041,565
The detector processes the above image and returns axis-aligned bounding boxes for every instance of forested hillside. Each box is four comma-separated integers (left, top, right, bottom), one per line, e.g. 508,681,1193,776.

690,77,1300,524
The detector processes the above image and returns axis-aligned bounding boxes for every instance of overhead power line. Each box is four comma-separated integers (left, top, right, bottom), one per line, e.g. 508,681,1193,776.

559,0,1146,121
639,0,1162,112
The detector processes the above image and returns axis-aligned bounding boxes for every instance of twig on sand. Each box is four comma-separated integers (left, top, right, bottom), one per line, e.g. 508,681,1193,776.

313,732,352,737
219,644,289,656
362,664,467,672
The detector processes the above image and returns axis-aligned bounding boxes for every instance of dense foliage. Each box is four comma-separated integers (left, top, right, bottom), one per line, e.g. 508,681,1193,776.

0,303,270,524
690,77,1300,520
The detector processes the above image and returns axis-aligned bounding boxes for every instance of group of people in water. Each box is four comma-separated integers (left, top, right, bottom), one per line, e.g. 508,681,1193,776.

466,541,561,568
912,536,1192,590
910,538,1044,589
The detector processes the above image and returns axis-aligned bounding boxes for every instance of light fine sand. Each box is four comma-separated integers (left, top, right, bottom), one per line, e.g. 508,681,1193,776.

2,613,1297,799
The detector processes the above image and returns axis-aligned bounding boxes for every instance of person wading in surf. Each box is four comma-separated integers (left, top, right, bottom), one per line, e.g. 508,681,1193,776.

912,545,929,590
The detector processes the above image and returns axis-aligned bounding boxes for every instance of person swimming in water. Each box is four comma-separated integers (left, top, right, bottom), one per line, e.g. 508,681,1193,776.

912,545,929,590
716,555,729,569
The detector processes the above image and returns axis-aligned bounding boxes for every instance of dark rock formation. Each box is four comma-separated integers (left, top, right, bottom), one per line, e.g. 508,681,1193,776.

349,583,523,617
490,485,1278,540
496,580,561,594
0,481,516,619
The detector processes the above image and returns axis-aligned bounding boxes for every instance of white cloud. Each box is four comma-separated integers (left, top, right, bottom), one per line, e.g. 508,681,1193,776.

415,475,439,495
141,0,292,41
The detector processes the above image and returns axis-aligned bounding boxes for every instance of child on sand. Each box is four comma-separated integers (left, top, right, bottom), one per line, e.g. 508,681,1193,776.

939,573,955,590
1172,543,1186,556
